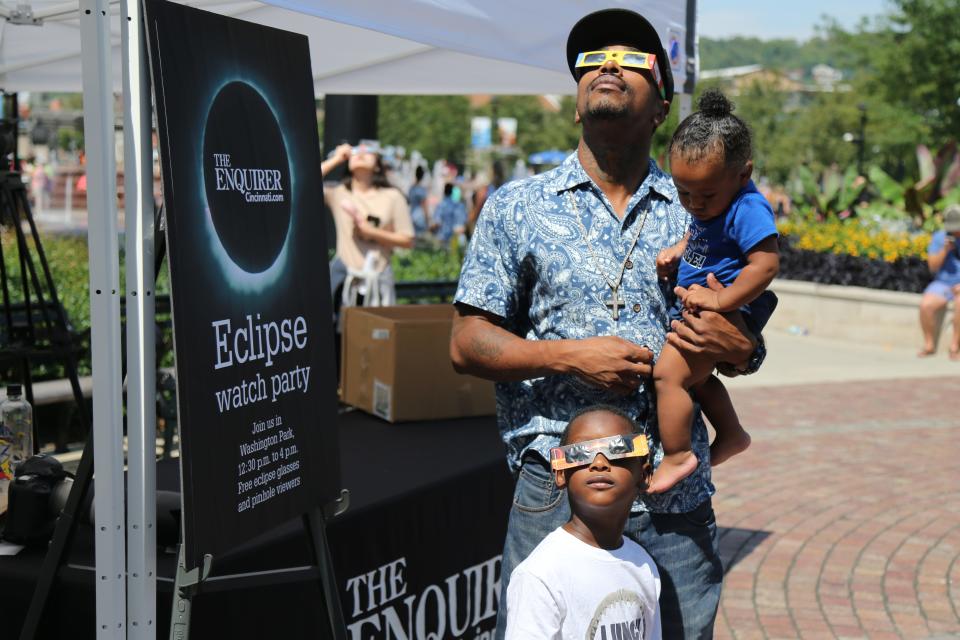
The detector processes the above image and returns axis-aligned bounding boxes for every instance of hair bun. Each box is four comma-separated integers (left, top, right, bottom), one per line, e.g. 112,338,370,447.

698,89,734,118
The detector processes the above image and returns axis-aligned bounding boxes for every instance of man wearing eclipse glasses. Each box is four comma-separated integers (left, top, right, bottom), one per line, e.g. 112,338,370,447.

452,8,767,638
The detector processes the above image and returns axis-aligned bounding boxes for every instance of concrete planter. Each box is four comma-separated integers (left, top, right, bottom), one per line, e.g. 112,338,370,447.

768,279,953,348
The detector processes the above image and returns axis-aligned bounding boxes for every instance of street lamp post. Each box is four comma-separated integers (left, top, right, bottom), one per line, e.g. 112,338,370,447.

856,103,867,176
842,103,868,176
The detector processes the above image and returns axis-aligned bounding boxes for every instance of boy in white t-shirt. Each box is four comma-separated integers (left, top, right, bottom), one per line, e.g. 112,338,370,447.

505,406,662,640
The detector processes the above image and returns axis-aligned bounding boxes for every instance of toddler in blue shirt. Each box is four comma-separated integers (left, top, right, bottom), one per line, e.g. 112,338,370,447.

648,90,780,493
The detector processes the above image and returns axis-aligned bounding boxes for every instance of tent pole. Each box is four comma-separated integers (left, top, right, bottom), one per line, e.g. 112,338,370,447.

122,0,157,635
80,0,128,637
678,0,698,119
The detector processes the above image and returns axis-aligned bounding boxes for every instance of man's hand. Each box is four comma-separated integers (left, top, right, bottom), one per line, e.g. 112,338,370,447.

561,336,653,395
952,283,960,296
656,244,685,281
451,305,652,391
668,274,754,364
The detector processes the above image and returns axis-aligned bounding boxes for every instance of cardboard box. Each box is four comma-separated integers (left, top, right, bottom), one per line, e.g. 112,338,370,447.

340,305,496,422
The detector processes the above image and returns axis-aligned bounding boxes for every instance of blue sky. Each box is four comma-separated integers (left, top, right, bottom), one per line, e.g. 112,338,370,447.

699,0,889,41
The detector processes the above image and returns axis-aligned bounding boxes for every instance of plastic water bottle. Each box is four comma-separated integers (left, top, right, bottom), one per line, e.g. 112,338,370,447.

0,400,12,508
1,384,33,474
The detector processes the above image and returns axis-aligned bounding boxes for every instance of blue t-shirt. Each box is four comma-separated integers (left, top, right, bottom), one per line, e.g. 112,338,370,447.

678,180,778,289
433,197,466,242
408,184,428,233
928,230,960,287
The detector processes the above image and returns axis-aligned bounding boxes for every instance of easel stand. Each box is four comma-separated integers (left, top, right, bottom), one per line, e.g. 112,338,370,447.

169,492,350,640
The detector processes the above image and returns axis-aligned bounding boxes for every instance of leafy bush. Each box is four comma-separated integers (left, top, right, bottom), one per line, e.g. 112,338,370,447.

788,165,866,217
1,230,91,330
391,247,463,281
0,230,174,377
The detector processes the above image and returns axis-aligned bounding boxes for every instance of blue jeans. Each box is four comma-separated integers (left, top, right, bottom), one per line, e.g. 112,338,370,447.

496,455,723,639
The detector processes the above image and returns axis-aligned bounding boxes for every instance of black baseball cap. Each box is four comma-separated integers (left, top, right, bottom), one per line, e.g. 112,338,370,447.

566,8,674,102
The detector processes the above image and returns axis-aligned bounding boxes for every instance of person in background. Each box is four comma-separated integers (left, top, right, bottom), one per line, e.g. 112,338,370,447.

30,160,51,213
321,142,414,312
408,165,431,236
918,203,960,359
431,182,467,247
467,161,505,236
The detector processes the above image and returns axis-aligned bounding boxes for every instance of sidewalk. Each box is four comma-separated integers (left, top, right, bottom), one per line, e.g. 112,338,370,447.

711,329,960,639
725,328,960,389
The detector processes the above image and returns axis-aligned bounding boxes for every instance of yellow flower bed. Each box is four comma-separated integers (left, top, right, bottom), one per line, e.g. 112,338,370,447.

777,219,930,262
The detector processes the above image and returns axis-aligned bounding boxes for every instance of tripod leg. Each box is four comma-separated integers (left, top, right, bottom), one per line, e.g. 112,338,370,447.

20,185,80,342
11,181,92,431
18,434,95,640
10,188,56,342
0,236,14,337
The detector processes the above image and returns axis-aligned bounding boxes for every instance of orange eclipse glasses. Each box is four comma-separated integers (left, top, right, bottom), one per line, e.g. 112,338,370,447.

574,50,664,98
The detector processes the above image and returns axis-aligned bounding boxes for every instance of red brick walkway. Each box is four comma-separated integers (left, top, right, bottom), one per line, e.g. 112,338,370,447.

713,377,960,640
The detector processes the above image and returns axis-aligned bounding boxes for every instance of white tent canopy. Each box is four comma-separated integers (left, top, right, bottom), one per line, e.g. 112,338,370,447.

0,0,696,94
21,2,698,637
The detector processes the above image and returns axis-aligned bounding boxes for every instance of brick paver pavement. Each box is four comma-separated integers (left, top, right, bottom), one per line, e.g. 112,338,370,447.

713,376,960,640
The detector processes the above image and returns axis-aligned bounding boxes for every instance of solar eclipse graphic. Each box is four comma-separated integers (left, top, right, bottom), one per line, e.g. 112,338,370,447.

146,0,340,568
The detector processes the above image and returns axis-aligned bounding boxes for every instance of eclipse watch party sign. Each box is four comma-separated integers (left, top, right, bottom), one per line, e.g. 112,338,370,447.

145,0,340,568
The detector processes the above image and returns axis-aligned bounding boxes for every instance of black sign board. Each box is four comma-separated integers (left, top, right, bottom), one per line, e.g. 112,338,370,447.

144,0,340,568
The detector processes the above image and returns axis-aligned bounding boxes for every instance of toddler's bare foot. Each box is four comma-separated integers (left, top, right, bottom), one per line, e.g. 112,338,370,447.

710,427,751,466
647,451,698,494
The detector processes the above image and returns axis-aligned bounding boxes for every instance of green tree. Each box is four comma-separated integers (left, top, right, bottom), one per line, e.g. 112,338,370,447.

824,0,960,145
378,95,471,164
699,36,848,77
703,79,792,182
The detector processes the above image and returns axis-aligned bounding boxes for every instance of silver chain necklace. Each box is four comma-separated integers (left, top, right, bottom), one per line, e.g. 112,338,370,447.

568,190,649,321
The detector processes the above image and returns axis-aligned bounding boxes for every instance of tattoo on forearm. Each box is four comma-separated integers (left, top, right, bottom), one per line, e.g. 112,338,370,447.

470,334,504,362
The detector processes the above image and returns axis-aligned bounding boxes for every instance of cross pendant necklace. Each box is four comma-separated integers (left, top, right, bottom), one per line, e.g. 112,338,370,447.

605,285,626,321
568,191,649,321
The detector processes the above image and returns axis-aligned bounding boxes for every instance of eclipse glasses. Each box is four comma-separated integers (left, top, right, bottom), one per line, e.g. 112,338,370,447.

574,50,664,98
550,434,649,471
351,139,380,156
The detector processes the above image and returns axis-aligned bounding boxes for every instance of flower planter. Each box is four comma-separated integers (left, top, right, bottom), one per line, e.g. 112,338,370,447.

778,236,930,293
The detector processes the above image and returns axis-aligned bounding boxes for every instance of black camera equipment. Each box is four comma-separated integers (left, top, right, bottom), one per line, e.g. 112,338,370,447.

3,454,70,545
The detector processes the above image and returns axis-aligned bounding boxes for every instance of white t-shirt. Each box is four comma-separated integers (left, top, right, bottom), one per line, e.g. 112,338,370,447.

505,527,661,640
